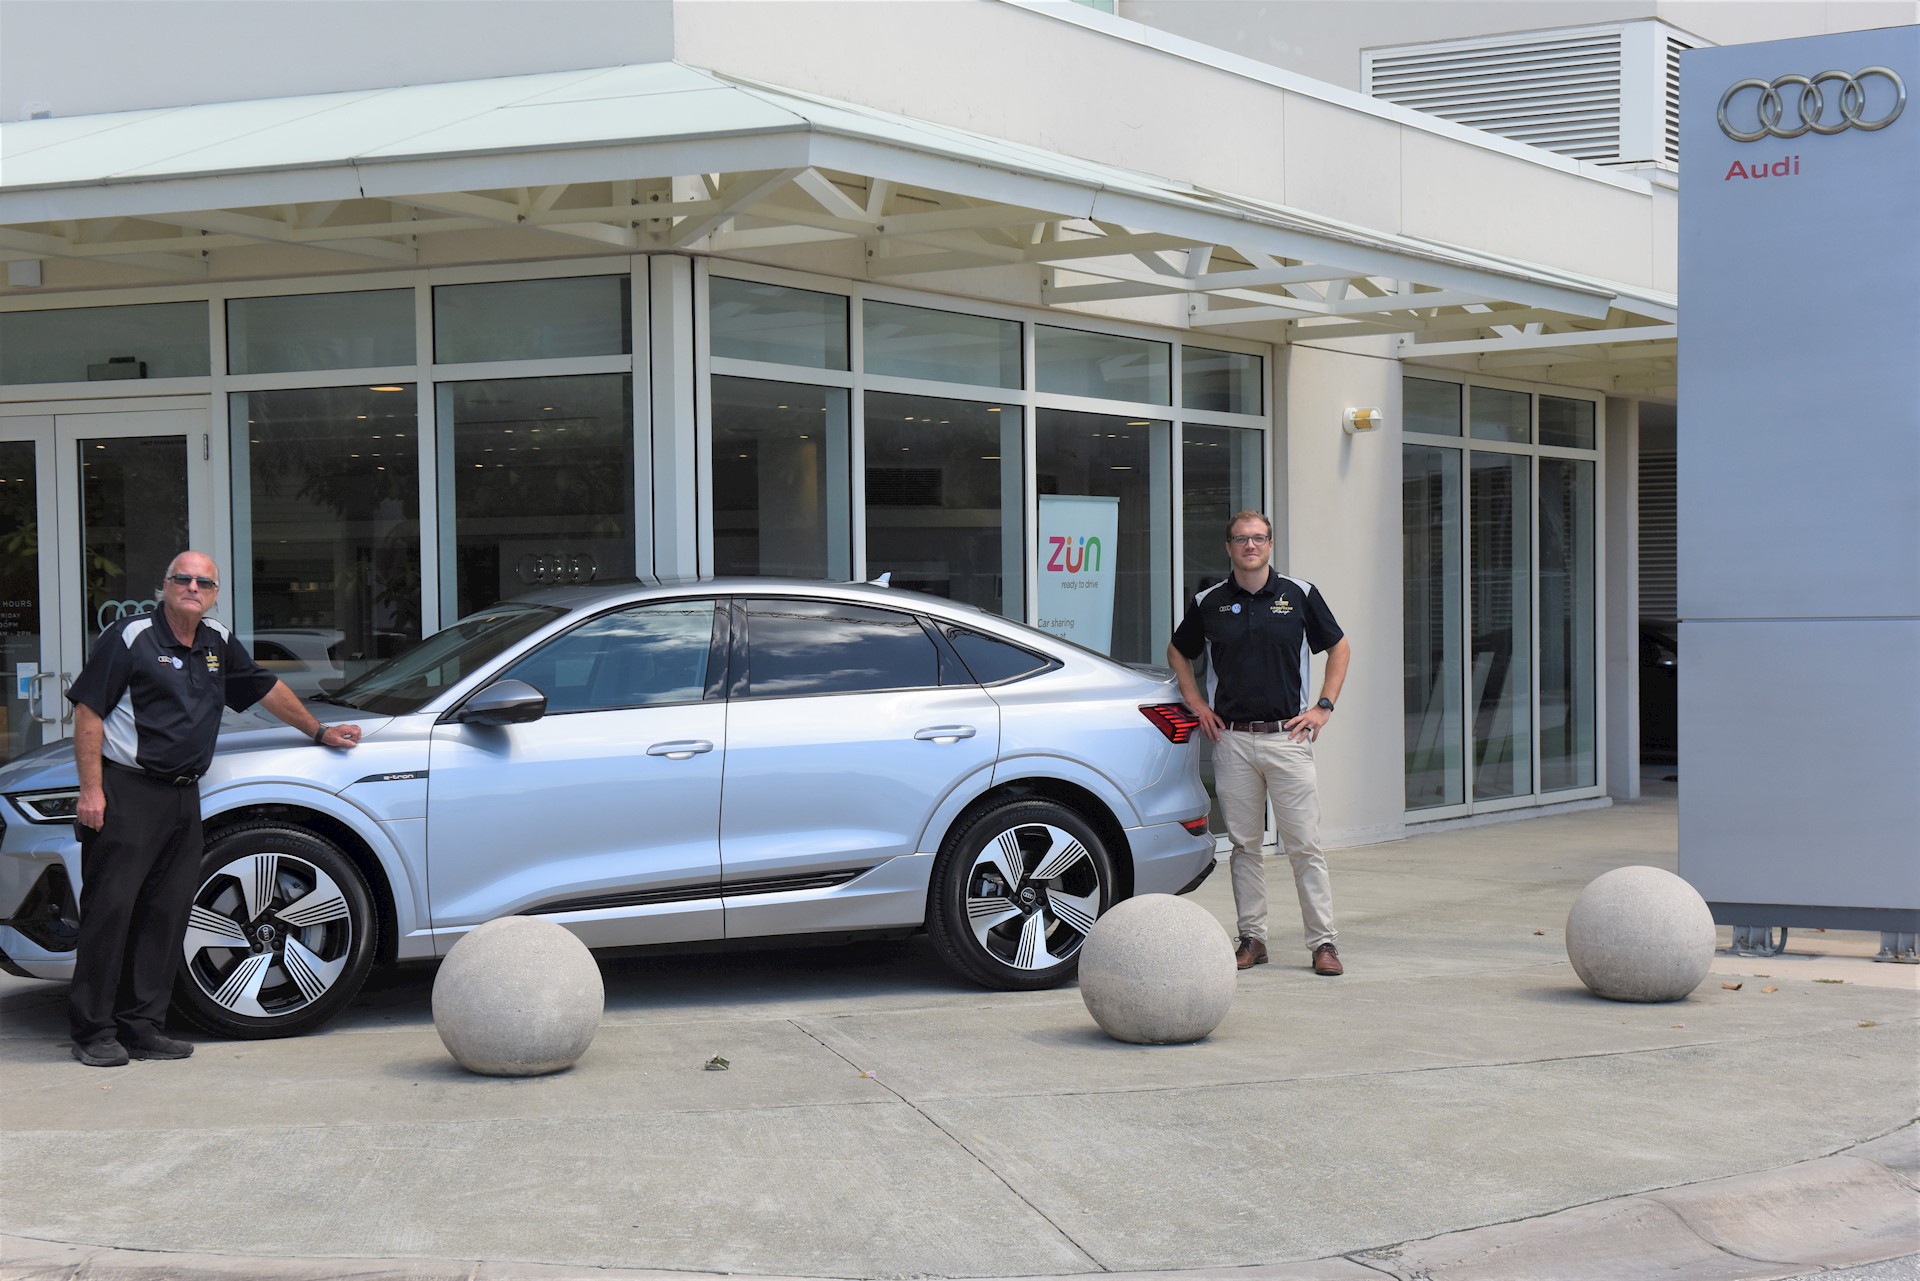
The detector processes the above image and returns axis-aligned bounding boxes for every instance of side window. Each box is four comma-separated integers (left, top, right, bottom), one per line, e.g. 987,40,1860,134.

499,600,716,713
743,598,938,697
252,641,296,664
945,627,1054,684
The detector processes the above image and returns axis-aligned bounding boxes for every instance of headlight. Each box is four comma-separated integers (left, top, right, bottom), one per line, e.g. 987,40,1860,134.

13,789,80,823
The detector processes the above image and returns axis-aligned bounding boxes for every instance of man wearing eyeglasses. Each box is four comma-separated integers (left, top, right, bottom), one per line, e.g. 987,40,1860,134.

1168,511,1352,977
63,550,363,1067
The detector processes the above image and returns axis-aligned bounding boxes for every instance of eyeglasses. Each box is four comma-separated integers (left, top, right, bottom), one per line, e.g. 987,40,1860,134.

1227,534,1271,547
166,574,220,591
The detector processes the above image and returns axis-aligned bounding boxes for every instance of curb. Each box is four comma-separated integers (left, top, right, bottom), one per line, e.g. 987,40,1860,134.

5,1129,1915,1281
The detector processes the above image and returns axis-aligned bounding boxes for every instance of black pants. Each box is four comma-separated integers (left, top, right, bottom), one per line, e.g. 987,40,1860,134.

67,767,204,1044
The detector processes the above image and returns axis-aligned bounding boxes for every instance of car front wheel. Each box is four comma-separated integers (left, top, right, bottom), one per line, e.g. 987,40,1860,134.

172,822,378,1039
928,799,1115,990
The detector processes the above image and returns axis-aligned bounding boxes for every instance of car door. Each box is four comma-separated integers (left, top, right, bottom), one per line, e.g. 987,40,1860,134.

719,595,999,937
425,597,728,952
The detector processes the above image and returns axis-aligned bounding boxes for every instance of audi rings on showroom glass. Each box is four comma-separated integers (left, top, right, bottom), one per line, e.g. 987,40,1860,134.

1718,67,1906,142
95,598,158,631
516,551,598,587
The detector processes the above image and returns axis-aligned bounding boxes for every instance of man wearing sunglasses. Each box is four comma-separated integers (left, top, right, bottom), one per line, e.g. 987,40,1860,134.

63,550,363,1067
1168,510,1352,977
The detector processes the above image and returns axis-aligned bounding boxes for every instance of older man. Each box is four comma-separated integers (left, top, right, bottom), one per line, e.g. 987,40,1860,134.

65,551,362,1067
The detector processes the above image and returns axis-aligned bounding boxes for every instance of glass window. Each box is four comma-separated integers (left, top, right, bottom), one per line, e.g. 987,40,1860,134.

945,627,1053,684
864,300,1018,388
78,436,187,660
233,385,422,690
1405,378,1463,437
710,278,848,370
1470,452,1532,800
440,374,635,619
742,598,937,697
1403,445,1464,810
1470,386,1531,444
1035,326,1170,404
712,376,851,579
1,440,47,765
329,603,563,716
1181,346,1262,414
1,302,209,384
1540,395,1597,449
1540,459,1597,791
1035,409,1171,664
227,290,414,375
1181,425,1263,600
433,277,630,364
500,600,716,714
864,391,1022,617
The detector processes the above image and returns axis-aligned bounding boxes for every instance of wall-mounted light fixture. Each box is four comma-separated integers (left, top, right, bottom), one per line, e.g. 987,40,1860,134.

1343,407,1384,435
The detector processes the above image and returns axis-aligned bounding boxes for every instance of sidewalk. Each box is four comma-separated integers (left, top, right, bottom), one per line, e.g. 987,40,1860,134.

2,793,1915,1280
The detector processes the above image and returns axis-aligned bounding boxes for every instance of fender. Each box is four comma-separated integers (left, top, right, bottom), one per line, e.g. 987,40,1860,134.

990,752,1143,827
912,759,1005,854
201,780,424,943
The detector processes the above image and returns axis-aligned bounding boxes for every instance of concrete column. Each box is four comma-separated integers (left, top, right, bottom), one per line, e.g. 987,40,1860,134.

1604,395,1640,800
1275,343,1405,848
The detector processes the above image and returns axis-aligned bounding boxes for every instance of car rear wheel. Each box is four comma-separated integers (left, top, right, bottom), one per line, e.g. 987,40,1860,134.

172,823,378,1039
928,799,1115,990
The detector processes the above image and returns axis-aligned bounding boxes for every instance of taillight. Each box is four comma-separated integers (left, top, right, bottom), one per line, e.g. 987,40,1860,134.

1180,816,1211,835
1140,703,1201,743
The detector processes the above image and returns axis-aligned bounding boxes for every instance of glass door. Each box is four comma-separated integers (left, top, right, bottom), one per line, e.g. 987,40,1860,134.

0,406,214,762
0,419,59,766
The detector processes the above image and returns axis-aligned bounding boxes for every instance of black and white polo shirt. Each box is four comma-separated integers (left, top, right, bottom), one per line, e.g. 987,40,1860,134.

67,614,279,779
1170,569,1344,723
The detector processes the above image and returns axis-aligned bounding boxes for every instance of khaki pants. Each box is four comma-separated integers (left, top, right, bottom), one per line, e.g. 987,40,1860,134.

1214,729,1336,950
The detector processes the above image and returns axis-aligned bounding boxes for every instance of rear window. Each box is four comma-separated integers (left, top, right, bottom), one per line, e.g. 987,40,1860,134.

945,627,1054,685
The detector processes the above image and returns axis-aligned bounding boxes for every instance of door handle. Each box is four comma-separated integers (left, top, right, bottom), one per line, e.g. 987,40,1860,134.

26,672,57,725
646,739,714,760
59,674,73,725
914,725,977,743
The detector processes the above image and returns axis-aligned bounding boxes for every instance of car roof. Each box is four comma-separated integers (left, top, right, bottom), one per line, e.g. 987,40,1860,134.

504,576,986,617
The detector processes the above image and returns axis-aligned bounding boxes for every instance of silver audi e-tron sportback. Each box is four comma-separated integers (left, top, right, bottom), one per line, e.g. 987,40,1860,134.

0,579,1214,1038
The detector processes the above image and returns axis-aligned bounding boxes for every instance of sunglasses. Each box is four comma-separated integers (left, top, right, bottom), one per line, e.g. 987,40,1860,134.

167,574,220,591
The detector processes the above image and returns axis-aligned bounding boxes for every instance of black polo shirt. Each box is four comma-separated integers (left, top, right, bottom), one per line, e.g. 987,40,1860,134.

67,614,279,779
1170,569,1344,722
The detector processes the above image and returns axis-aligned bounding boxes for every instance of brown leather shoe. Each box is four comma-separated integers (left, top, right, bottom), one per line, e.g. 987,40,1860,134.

1234,936,1269,970
1312,943,1344,976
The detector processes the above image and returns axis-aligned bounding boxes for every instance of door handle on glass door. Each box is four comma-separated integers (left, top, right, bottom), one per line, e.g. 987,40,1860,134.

914,726,977,743
645,739,714,760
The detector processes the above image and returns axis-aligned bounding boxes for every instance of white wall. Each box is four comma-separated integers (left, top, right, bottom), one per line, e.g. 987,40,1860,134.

1116,0,1919,90
1273,342,1406,847
0,1,674,120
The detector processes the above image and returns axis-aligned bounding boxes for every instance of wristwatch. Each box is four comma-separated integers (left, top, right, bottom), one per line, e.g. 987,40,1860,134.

1316,697,1336,712
312,726,329,745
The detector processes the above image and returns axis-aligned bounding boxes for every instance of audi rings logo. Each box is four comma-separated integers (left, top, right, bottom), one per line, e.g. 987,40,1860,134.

1718,68,1906,142
96,598,158,630
516,552,599,586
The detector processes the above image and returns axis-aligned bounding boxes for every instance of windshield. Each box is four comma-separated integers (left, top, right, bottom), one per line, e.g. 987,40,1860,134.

321,603,565,716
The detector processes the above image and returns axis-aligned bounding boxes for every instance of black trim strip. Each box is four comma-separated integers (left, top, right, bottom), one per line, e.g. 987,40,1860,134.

522,868,870,917
1708,901,1920,931
351,771,428,784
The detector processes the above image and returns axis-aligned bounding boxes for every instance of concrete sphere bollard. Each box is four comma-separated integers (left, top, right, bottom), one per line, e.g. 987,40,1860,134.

1566,866,1716,1002
433,916,605,1076
1079,893,1236,1044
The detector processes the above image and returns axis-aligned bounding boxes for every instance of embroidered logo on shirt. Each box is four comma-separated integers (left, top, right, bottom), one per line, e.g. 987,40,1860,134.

1272,596,1294,615
159,655,184,670
204,653,221,674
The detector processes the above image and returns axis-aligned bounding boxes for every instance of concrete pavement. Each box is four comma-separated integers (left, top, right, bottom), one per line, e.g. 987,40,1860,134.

2,789,1915,1280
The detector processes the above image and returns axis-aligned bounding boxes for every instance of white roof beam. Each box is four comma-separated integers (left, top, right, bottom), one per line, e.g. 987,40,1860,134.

795,169,872,223
1401,323,1677,359
668,168,806,247
147,210,415,263
0,226,207,276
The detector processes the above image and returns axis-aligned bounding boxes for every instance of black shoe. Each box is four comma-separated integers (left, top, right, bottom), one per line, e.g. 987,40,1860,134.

126,1033,195,1060
72,1036,130,1068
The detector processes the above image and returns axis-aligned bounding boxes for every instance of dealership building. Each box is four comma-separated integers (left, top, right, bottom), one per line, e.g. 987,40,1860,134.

1,0,1910,847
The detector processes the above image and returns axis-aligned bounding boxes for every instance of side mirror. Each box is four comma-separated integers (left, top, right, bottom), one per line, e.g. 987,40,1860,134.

456,679,547,726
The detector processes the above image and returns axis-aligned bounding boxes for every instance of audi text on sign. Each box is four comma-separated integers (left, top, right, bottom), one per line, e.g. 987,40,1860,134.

0,578,1216,1038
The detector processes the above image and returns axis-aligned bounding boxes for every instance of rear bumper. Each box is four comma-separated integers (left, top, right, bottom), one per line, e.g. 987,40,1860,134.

1129,820,1217,897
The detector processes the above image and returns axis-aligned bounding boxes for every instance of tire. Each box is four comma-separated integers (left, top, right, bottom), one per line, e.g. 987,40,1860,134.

171,822,378,1039
928,799,1116,990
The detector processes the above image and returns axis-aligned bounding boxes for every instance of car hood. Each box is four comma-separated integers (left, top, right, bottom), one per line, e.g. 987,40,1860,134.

0,708,395,794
